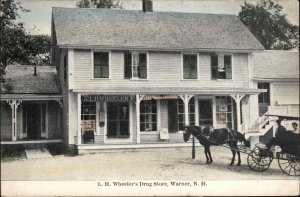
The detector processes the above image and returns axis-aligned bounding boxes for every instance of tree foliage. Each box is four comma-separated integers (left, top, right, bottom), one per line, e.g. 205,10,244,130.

0,0,50,68
76,0,122,9
239,0,299,50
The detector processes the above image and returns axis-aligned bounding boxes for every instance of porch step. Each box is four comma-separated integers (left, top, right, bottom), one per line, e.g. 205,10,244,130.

25,148,53,159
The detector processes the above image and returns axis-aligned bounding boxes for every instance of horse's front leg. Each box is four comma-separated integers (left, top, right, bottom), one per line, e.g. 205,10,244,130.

237,151,241,166
230,149,236,165
207,146,213,163
204,146,209,164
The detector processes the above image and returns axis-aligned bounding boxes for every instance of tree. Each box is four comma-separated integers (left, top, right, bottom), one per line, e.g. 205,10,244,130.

76,0,122,9
0,0,50,68
239,0,299,50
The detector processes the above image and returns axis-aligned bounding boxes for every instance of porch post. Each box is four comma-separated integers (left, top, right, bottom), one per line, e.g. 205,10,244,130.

7,100,22,141
179,94,193,126
135,94,144,144
231,94,245,132
194,95,199,126
77,93,82,145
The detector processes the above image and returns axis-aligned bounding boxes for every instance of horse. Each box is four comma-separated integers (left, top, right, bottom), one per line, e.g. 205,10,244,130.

183,125,250,165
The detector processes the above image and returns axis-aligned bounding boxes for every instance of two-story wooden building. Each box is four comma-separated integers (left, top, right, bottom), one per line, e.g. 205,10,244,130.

51,0,266,153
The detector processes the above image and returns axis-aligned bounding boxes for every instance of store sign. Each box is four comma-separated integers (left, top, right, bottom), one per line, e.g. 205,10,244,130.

82,95,136,102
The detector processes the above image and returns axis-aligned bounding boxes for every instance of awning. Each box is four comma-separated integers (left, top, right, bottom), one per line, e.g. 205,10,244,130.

142,95,179,100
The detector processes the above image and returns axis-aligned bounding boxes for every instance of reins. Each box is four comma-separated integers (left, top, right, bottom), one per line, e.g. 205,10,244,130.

190,129,251,154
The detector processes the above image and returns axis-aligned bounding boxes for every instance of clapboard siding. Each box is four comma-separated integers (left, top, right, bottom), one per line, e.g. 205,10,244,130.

48,101,61,139
272,83,299,105
140,134,159,142
1,102,12,141
72,50,250,90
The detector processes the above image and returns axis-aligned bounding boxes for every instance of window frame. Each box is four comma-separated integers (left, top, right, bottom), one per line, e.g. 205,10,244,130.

140,100,157,132
181,53,199,80
211,54,234,80
124,51,149,80
91,50,111,79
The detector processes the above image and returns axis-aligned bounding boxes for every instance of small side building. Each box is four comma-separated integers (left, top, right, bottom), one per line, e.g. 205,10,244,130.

0,65,63,145
247,50,299,143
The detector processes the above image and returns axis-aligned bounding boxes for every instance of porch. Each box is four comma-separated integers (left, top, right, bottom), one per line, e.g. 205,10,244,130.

73,88,265,147
0,94,63,144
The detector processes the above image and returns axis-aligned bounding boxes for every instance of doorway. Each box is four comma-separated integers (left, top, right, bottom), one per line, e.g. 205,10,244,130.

23,103,46,139
199,99,213,126
168,100,179,133
107,102,129,138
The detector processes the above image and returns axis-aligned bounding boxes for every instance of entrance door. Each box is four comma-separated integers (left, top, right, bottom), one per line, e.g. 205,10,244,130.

26,104,42,139
107,102,129,138
199,99,213,126
168,100,178,133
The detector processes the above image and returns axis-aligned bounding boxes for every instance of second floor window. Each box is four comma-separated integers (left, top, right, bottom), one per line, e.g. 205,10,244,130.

211,55,232,79
124,52,147,79
183,54,198,79
94,52,109,78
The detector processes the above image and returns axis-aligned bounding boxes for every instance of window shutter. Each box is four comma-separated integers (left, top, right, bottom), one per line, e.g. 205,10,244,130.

139,53,147,79
124,52,132,79
211,55,218,79
224,55,232,79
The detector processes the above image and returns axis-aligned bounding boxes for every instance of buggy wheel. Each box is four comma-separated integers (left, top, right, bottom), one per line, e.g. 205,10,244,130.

247,147,273,172
278,153,300,176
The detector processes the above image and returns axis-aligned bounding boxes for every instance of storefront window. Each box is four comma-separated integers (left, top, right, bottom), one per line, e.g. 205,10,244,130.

216,96,234,129
81,102,96,143
140,100,157,131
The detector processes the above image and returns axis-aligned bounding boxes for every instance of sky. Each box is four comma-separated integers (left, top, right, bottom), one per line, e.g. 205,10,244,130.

17,0,299,35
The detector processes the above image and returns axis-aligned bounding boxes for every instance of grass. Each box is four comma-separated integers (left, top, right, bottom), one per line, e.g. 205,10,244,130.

1,145,26,162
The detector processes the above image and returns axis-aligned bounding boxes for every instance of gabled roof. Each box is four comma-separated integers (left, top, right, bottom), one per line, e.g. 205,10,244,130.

253,50,299,79
52,7,264,51
1,65,60,94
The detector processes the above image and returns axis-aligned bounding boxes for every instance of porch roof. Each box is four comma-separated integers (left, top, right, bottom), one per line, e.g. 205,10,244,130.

0,94,62,101
75,87,266,95
1,65,61,94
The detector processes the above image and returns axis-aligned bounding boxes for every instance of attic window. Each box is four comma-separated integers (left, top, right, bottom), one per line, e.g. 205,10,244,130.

211,54,232,79
124,52,147,79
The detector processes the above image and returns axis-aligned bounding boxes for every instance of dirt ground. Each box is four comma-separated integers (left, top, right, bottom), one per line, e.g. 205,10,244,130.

1,146,299,181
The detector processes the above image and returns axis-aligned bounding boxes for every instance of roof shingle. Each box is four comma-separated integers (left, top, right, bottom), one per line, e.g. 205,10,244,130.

52,7,264,51
1,65,60,94
253,51,299,79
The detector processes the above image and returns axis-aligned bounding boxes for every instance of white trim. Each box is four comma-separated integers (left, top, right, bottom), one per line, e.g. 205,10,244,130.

212,96,217,128
96,101,100,135
129,102,133,142
136,94,141,143
68,49,75,90
181,53,200,80
231,54,234,80
20,105,23,139
269,82,274,106
91,50,111,80
103,101,108,143
194,95,199,126
77,93,82,145
157,100,161,132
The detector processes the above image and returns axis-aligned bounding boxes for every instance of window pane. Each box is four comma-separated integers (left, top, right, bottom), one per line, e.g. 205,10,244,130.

101,66,109,78
183,54,197,79
94,52,109,78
